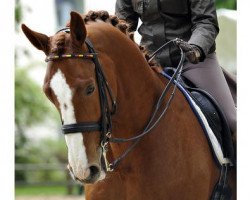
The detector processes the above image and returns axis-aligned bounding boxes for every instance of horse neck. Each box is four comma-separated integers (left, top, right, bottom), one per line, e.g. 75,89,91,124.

88,23,163,136
114,58,161,134
89,23,165,167
97,32,163,138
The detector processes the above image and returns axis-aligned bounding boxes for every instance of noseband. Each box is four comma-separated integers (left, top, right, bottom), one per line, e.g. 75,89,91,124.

46,28,185,172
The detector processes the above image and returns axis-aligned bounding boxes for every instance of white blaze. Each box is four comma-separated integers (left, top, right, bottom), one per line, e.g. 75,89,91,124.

50,69,89,180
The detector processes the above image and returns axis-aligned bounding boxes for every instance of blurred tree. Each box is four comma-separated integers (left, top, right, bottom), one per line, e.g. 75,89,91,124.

15,68,53,127
216,0,237,10
15,68,57,182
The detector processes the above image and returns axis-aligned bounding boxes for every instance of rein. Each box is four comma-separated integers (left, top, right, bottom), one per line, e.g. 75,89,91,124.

46,28,184,171
108,44,185,169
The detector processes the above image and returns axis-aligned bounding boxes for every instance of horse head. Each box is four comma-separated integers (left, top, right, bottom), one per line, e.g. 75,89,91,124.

22,11,113,184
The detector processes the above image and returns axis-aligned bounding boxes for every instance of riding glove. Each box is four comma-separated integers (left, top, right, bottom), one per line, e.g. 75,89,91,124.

174,39,202,64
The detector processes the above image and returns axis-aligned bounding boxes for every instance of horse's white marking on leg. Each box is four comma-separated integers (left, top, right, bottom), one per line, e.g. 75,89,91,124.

50,69,89,180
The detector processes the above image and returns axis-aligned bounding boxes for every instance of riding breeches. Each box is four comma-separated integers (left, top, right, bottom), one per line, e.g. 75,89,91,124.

181,53,237,133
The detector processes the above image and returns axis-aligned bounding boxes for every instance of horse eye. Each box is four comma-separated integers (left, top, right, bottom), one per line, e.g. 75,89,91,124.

85,85,95,96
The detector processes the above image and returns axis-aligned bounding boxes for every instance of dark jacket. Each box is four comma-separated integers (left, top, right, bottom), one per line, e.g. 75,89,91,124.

115,0,219,67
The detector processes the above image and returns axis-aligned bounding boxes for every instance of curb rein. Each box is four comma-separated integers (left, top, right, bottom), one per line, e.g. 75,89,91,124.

45,28,185,172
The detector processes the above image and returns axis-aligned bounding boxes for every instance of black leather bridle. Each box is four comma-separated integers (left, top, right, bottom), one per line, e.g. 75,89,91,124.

46,28,117,171
60,38,117,141
45,28,185,172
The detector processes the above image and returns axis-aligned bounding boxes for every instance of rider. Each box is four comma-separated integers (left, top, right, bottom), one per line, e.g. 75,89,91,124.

115,0,236,138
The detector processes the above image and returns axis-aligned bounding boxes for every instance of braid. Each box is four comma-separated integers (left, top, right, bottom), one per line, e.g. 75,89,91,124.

66,10,159,67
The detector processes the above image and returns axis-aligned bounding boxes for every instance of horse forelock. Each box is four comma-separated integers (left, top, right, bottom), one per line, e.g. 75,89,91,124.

51,32,66,54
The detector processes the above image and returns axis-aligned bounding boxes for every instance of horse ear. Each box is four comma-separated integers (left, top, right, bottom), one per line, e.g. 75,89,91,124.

70,11,86,45
21,24,49,54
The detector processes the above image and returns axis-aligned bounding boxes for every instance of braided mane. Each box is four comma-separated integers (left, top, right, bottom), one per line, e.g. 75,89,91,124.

66,10,159,67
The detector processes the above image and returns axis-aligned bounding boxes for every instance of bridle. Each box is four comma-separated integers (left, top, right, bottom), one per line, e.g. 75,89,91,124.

46,27,116,171
45,28,185,172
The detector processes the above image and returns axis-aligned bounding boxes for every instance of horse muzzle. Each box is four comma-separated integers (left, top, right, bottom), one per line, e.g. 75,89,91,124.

68,164,102,184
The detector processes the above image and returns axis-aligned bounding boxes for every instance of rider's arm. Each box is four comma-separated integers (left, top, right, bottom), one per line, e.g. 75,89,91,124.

115,0,139,32
188,0,219,61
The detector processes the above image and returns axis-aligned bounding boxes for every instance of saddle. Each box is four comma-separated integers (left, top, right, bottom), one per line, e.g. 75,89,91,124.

163,67,235,165
188,87,235,163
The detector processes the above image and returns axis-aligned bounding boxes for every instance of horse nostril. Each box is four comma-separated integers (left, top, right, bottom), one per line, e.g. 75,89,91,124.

89,165,101,179
72,165,101,184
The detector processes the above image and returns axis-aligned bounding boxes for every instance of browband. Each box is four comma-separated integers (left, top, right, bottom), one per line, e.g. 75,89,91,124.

45,53,97,62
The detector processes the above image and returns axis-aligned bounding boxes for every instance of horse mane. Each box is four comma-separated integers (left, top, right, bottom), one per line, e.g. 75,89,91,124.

65,10,159,67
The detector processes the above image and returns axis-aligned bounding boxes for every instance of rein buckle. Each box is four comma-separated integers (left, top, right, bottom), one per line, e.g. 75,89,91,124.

101,140,114,172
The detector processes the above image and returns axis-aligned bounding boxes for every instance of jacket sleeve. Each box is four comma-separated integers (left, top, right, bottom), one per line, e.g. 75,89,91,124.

188,0,219,59
115,0,139,32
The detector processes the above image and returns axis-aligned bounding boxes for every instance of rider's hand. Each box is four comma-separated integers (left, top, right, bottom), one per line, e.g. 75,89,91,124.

174,38,201,64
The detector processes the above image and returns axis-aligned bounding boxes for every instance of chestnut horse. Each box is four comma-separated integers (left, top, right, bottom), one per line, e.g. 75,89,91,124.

22,11,235,200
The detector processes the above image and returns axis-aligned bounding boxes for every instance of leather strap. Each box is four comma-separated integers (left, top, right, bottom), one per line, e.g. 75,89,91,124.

62,122,101,134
